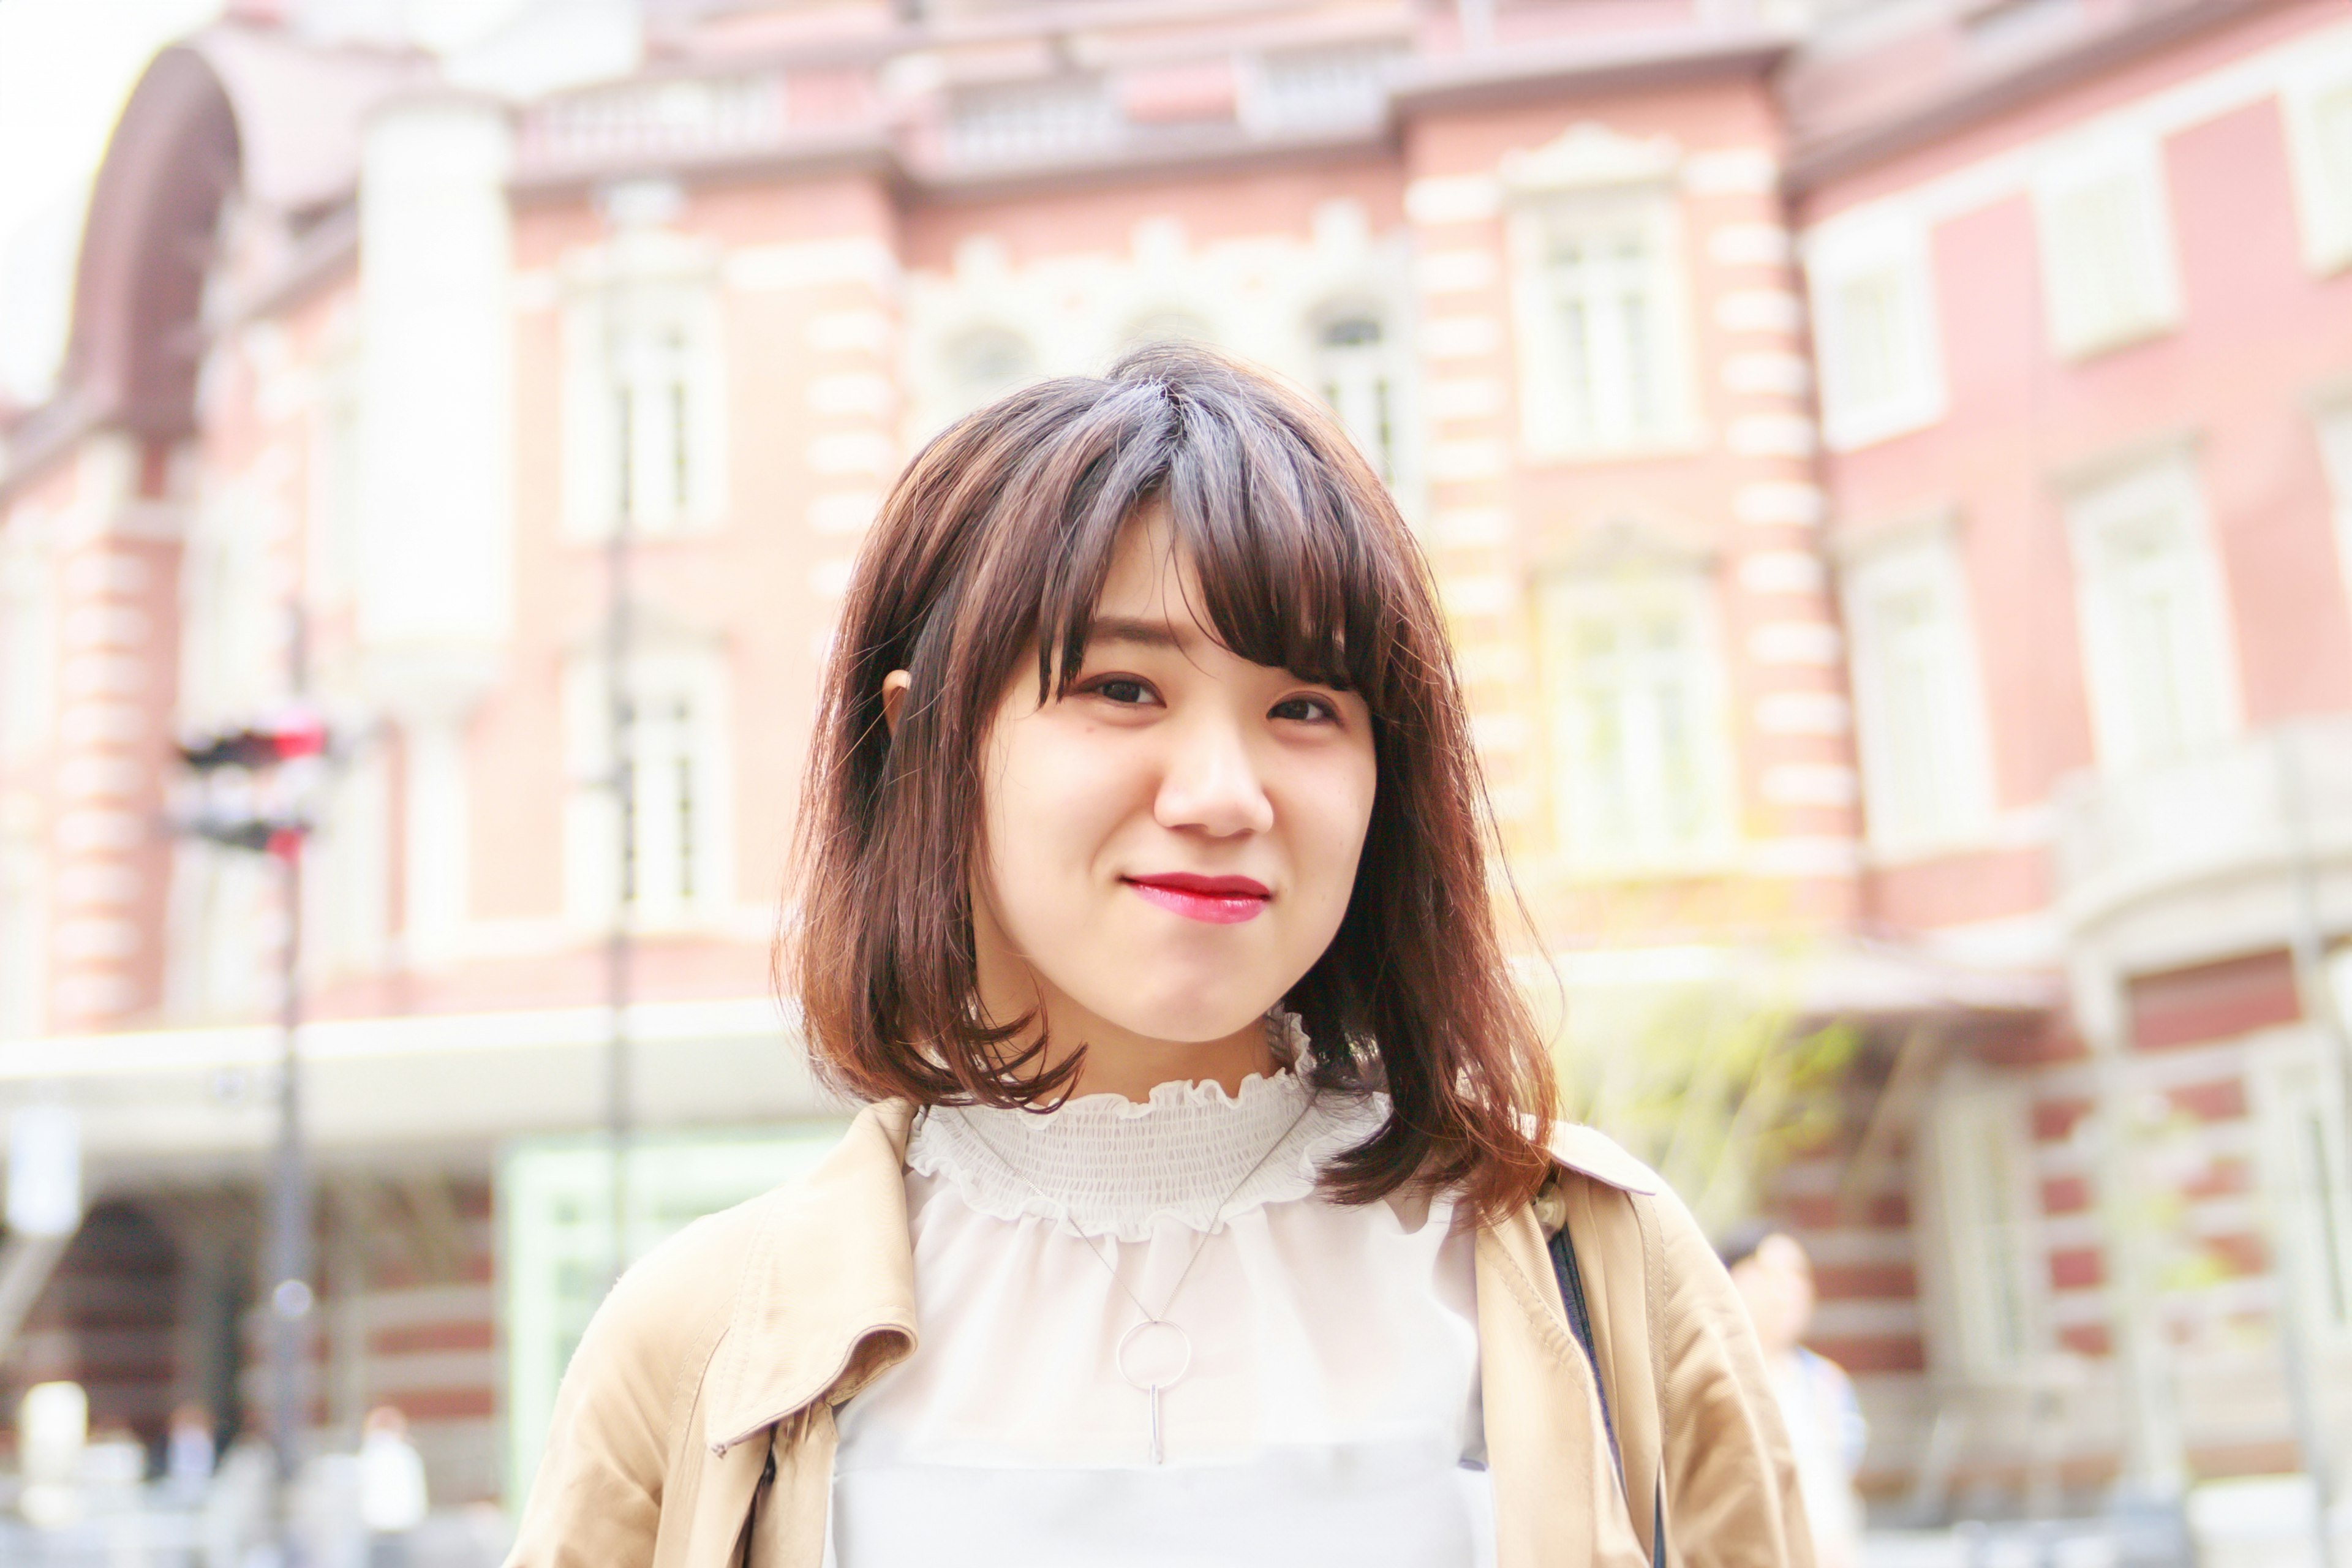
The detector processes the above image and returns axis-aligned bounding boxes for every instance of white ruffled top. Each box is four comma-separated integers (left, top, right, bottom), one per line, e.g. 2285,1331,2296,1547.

826,1065,1496,1568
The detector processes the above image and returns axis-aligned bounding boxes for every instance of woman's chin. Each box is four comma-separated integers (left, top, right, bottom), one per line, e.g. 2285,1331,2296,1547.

1076,990,1284,1054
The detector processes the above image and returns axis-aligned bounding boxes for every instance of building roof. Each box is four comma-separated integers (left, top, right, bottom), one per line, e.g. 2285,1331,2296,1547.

1,24,421,496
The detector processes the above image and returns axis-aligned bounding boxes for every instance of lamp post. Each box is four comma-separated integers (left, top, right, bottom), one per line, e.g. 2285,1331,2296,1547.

173,702,329,1550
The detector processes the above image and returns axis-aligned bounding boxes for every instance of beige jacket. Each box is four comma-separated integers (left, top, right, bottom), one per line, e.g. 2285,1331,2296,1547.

507,1102,1811,1568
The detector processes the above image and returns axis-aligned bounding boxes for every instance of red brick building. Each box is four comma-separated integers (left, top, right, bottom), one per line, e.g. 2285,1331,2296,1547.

0,0,2346,1523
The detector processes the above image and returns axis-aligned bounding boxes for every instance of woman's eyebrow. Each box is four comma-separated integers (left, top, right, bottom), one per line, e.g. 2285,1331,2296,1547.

1084,616,1192,651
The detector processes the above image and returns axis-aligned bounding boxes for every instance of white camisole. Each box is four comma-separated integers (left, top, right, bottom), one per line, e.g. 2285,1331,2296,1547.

824,1068,1496,1567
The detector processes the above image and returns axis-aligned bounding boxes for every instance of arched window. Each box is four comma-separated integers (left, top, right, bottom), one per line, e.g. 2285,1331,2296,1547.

1314,314,1396,483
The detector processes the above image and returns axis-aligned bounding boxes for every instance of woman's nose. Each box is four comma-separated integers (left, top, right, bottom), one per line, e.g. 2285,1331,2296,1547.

1153,714,1275,837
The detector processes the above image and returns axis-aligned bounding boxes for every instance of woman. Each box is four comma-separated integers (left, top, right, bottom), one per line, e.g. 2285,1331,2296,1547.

507,347,1809,1568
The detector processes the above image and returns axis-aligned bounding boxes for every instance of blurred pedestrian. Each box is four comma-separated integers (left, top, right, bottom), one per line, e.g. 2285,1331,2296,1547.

165,1402,216,1506
1722,1220,1867,1568
356,1405,426,1567
508,348,1812,1567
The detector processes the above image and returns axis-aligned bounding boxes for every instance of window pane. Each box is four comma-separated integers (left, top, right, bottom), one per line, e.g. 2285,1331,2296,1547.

1316,316,1395,482
1542,211,1672,450
2317,85,2352,219
1556,596,1717,862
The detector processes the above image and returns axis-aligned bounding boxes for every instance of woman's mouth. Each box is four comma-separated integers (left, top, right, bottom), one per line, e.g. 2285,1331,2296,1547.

1123,873,1272,925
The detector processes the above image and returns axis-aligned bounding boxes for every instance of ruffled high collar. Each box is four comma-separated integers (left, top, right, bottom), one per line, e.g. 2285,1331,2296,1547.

907,1068,1385,1243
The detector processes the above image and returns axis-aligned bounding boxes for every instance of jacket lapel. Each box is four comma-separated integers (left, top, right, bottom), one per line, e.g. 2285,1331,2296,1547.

1477,1205,1654,1568
701,1101,922,1455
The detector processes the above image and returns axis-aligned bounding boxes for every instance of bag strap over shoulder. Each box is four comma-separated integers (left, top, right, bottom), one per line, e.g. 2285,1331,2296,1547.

1543,1180,1668,1568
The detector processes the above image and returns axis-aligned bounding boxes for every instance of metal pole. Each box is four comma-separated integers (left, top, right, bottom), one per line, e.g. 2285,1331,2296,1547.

269,611,315,1557
605,301,637,1289
2275,723,2344,1568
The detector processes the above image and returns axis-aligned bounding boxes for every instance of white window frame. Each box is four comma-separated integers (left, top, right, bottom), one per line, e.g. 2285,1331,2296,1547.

562,649,735,931
1806,217,1947,450
1839,520,1997,853
1917,1070,2048,1379
561,262,728,541
2250,1035,2352,1344
1312,309,1405,486
2064,448,2240,773
2283,48,2352,276
1536,567,1737,873
2031,136,2183,361
1509,186,1698,462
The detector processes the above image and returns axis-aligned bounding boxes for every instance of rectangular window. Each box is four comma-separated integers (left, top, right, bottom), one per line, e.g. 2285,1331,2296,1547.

944,78,1121,166
1841,527,1996,849
1807,220,1945,449
562,278,726,540
1512,192,1694,459
1537,574,1733,870
1920,1075,2046,1376
1239,47,1401,136
1316,315,1399,484
2253,1048,2352,1340
2066,452,2237,771
2033,140,2182,359
563,652,732,928
2285,62,2352,274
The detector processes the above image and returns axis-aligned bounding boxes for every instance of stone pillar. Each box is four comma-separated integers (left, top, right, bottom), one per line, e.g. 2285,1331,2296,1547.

45,436,187,1032
1686,143,1864,922
355,92,518,965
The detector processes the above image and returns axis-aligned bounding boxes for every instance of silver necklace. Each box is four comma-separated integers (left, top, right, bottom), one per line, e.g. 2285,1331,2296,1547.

948,1085,1316,1466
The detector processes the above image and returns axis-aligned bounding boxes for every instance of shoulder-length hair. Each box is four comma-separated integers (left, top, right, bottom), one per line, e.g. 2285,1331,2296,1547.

785,344,1554,1220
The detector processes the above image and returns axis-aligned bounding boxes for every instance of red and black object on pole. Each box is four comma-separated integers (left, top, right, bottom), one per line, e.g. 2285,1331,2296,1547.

171,706,331,1527
172,710,330,859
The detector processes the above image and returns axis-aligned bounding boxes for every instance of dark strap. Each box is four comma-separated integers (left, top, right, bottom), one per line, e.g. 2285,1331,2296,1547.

1548,1220,1667,1568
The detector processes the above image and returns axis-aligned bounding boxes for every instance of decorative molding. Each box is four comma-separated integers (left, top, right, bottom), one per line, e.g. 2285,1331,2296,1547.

1499,122,1681,195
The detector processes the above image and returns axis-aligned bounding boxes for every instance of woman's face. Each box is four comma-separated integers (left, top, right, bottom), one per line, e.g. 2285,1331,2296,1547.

971,508,1378,1058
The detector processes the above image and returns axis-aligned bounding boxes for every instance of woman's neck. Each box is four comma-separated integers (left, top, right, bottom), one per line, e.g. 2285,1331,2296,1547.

987,978,1276,1101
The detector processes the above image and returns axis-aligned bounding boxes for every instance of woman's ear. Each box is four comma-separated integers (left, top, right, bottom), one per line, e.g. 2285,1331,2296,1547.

880,669,913,735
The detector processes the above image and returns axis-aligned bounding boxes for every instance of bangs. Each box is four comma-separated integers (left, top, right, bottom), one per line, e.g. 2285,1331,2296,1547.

1028,361,1401,709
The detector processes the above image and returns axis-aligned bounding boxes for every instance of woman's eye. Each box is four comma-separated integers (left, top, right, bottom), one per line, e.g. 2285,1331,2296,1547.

1271,695,1340,724
1092,677,1155,706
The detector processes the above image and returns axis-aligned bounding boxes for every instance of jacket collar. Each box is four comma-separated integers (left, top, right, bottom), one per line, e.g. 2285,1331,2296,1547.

1548,1121,1660,1196
702,1100,922,1454
696,1102,1657,1453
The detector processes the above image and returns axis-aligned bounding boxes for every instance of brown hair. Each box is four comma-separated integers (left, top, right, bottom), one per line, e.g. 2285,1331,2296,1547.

785,344,1554,1219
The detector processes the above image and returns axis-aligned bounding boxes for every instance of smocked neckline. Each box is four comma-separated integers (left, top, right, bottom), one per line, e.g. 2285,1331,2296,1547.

906,1068,1386,1243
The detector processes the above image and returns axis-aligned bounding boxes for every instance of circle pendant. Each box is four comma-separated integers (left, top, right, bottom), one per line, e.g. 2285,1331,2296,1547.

1116,1317,1193,1392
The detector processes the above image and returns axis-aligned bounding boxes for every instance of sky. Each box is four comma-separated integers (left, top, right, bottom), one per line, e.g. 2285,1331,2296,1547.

0,0,620,409
0,0,228,405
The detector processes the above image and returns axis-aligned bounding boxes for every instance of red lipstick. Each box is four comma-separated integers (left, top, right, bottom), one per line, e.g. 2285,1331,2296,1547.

1123,872,1272,925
